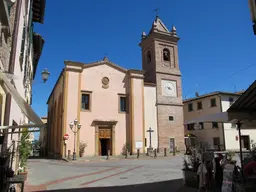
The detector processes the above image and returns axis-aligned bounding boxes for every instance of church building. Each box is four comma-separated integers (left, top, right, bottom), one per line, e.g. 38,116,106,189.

46,16,185,157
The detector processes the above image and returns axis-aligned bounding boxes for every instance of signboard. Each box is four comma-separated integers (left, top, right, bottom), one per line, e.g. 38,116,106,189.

63,133,69,140
221,164,235,192
169,138,175,152
135,141,143,149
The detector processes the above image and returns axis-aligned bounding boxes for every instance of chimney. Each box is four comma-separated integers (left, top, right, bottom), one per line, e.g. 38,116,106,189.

195,92,199,97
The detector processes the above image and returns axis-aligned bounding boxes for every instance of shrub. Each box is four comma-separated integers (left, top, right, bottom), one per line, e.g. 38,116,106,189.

79,142,87,155
19,128,32,169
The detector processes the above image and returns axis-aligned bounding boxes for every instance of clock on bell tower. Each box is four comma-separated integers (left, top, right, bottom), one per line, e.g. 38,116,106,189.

139,16,185,151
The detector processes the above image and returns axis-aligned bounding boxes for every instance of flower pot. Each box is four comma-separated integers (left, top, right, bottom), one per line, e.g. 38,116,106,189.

182,170,198,188
19,171,28,181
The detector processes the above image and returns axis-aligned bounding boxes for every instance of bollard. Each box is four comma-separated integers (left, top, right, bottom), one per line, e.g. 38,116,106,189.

125,149,128,159
67,150,70,159
173,148,176,156
164,148,167,156
137,149,140,158
64,141,67,158
154,149,157,158
106,150,110,160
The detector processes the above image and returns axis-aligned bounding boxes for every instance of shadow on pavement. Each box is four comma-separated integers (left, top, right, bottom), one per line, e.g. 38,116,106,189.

36,179,197,192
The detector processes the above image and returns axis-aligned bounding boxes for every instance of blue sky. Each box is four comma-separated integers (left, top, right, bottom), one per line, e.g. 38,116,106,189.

32,0,256,118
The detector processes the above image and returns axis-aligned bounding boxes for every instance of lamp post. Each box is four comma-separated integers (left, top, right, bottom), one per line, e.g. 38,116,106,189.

69,119,81,160
41,68,50,83
236,121,244,170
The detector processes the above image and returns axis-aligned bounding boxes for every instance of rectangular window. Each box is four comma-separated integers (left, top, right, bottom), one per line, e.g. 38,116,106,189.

81,92,91,110
169,116,174,121
213,137,220,146
119,96,127,112
197,101,202,110
188,103,193,112
187,123,195,130
212,122,219,128
199,122,204,129
210,98,217,107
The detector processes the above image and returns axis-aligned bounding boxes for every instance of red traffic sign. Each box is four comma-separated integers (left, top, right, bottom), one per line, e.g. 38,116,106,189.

63,133,69,140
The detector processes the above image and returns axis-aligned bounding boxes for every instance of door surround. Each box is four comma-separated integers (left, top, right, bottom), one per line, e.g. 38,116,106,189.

92,120,117,156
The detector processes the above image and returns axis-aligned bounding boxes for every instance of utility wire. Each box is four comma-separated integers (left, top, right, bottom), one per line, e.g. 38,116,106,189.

183,64,255,99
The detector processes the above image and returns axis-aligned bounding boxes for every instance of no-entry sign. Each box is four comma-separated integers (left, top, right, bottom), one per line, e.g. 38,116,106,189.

63,133,69,140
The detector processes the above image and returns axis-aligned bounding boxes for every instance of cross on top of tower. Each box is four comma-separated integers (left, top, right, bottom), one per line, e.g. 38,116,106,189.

153,8,160,17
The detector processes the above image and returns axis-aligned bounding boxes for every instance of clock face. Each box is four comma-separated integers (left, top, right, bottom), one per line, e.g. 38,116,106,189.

162,80,177,97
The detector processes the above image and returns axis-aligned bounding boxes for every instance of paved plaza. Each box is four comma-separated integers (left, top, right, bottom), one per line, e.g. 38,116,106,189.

25,155,197,192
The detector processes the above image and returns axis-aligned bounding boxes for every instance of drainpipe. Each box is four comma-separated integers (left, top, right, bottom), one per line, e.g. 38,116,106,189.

3,0,23,150
218,94,226,151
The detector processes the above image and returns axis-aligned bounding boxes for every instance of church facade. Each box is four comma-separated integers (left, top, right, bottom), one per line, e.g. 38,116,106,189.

46,16,185,157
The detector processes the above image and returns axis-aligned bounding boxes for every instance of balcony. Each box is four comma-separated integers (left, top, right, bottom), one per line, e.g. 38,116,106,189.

32,33,45,79
32,0,46,24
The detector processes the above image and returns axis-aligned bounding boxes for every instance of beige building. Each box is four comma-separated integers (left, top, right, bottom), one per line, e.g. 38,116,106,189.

47,16,185,157
184,91,256,150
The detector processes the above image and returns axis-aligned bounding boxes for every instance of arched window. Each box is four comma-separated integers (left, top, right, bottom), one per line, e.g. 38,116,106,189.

147,51,151,63
163,48,170,61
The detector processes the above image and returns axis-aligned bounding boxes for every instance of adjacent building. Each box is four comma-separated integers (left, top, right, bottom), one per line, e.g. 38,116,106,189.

0,0,46,172
47,16,185,157
184,91,256,150
39,116,47,156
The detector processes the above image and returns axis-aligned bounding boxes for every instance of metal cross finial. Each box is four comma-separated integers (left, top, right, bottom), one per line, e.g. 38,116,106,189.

153,8,160,17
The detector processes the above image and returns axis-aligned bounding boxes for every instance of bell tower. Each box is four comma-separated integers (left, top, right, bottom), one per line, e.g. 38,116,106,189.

139,16,185,151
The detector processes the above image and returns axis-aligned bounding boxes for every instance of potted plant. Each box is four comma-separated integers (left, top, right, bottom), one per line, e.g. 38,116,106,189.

182,146,200,188
121,143,130,156
226,150,236,164
18,128,32,180
79,142,87,157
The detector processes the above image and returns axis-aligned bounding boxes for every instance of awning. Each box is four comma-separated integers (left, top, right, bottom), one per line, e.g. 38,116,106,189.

0,71,45,130
185,133,197,138
184,111,256,124
228,80,256,112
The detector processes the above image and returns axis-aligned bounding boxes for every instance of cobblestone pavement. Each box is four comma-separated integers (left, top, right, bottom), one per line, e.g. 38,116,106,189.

25,155,197,192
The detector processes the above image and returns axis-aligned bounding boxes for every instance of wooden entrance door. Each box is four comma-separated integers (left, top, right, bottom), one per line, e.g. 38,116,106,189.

98,128,112,156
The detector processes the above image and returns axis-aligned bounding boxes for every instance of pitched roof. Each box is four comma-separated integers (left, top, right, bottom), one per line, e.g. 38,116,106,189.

150,16,170,33
183,91,243,103
64,57,129,73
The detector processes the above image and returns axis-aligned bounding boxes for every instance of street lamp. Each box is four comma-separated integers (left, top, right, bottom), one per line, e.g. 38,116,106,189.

41,68,50,83
69,118,81,160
